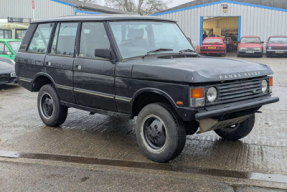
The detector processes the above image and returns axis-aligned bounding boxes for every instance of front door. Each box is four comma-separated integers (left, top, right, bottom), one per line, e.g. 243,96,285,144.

73,22,116,111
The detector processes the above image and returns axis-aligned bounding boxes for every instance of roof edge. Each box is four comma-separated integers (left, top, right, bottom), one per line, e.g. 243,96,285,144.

152,0,287,16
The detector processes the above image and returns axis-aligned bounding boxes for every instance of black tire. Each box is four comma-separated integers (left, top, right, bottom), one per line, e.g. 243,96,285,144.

136,103,186,163
266,53,270,58
237,53,241,57
221,50,226,57
37,84,68,127
214,114,255,141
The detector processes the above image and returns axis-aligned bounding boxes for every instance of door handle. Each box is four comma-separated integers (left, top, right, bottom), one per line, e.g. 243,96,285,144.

76,65,82,70
46,62,51,66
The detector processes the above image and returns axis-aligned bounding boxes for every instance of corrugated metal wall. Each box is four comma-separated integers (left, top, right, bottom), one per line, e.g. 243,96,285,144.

203,17,239,29
157,3,287,53
0,0,75,20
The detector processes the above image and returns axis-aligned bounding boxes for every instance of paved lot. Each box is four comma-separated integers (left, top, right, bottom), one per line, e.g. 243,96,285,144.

0,55,286,191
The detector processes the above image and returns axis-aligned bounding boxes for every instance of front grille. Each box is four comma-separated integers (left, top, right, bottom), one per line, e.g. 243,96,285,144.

206,77,269,106
272,46,287,50
246,48,255,51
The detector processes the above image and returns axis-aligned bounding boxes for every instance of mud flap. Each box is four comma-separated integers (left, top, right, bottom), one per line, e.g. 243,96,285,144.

197,115,252,133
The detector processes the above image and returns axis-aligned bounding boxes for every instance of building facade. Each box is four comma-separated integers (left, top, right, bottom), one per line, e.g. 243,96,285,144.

153,0,287,53
0,0,126,21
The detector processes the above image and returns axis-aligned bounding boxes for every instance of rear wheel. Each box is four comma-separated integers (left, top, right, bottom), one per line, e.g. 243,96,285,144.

136,103,186,163
221,50,226,57
214,114,255,141
37,84,68,127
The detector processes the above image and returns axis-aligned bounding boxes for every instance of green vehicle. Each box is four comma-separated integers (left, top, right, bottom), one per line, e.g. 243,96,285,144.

0,39,22,61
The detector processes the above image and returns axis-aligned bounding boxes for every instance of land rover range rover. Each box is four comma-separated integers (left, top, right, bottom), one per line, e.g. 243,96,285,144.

15,15,279,162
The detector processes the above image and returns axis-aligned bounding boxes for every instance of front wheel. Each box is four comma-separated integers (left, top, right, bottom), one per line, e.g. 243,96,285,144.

214,114,255,141
136,103,186,163
37,84,68,127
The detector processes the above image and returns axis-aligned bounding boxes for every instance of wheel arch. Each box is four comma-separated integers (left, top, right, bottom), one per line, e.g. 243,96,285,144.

131,88,177,116
32,73,56,92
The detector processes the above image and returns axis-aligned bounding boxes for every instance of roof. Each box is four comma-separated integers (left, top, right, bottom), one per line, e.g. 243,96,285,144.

31,15,174,23
154,0,287,15
269,36,287,38
59,0,130,14
0,38,22,42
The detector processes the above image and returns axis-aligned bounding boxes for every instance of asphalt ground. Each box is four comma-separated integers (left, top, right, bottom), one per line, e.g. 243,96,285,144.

0,53,286,191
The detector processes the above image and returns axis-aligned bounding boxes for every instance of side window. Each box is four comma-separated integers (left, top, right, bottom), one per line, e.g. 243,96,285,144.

27,23,53,54
79,22,110,58
51,22,78,56
0,43,10,55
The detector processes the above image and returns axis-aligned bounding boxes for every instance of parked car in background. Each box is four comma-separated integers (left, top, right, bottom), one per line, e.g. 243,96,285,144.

266,36,287,57
0,39,22,61
0,57,17,85
0,23,28,39
237,36,263,57
200,37,226,56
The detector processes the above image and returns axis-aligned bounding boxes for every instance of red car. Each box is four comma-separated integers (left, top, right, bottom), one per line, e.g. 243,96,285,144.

200,37,226,56
266,36,287,57
237,36,263,57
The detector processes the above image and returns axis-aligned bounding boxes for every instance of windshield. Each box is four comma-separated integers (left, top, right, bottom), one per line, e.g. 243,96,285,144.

203,39,222,43
241,37,261,43
269,37,287,43
110,21,194,59
8,41,21,52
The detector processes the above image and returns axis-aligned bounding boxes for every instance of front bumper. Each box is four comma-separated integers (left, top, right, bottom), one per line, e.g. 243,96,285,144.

0,74,17,85
195,96,279,120
267,50,287,55
238,50,262,56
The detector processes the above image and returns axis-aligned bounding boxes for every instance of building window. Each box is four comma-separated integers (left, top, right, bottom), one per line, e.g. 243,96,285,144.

27,23,53,54
0,30,12,39
51,23,78,56
79,22,110,58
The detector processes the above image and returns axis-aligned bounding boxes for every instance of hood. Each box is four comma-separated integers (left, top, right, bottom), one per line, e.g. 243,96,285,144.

238,43,263,48
0,61,15,74
267,43,287,47
124,56,273,83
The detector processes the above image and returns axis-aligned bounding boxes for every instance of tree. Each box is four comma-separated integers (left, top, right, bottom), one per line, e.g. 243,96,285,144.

105,0,170,15
79,0,98,4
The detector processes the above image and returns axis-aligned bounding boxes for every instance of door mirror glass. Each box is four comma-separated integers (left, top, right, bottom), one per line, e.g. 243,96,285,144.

95,49,112,59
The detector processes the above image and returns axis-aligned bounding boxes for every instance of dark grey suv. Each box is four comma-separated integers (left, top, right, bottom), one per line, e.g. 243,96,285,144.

15,15,279,162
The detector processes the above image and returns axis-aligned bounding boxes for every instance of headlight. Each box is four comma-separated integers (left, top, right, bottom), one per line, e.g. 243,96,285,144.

207,87,217,103
239,47,247,50
262,80,268,93
254,48,262,51
268,47,272,50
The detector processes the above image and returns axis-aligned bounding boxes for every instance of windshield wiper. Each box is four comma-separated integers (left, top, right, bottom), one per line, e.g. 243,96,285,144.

179,49,196,54
142,48,173,59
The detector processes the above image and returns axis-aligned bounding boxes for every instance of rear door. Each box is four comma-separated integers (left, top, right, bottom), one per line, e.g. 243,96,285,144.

73,22,116,111
16,23,53,89
45,22,79,103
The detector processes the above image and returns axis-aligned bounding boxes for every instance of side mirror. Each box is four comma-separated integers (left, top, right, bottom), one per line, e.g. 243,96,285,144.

6,51,12,56
95,49,113,60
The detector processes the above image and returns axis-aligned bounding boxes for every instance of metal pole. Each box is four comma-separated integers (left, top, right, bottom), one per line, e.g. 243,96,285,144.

33,9,35,21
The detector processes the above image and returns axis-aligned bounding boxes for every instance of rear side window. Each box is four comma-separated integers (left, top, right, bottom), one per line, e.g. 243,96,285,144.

79,22,110,58
203,39,222,43
0,43,10,54
51,22,78,56
27,23,53,54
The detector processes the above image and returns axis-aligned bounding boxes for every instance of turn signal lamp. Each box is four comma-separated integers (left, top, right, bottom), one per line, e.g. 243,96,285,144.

190,87,205,107
269,77,273,92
